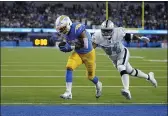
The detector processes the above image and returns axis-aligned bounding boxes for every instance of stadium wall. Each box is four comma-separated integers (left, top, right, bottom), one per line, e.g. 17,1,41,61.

0,28,167,48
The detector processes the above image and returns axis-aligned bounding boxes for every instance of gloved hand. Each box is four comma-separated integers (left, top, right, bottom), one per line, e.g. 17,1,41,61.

140,36,150,43
58,42,73,52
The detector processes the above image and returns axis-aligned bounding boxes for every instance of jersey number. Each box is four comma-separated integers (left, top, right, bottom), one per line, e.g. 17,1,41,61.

112,42,121,54
104,47,112,55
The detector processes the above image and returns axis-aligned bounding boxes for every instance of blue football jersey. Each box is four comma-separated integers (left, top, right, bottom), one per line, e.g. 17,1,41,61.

65,23,93,54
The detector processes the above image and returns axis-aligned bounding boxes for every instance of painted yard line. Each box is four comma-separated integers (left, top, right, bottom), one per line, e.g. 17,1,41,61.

130,56,144,58
2,62,165,64
2,69,167,72
97,55,145,59
97,53,106,56
1,76,167,78
147,60,167,62
1,65,167,68
2,61,165,63
1,86,167,88
1,102,167,105
0,76,118,78
96,52,144,58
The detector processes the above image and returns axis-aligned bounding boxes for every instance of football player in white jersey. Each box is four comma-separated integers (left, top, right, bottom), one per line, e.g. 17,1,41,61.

92,20,157,100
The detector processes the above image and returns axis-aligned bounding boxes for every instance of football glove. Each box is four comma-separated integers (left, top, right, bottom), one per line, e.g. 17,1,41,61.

58,42,73,52
140,36,150,42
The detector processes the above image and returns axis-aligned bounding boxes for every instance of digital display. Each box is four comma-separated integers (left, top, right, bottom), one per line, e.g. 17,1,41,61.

34,39,48,46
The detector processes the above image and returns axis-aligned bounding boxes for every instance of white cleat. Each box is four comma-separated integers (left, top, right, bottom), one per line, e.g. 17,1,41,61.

95,82,102,98
60,91,72,99
121,89,132,100
148,72,157,88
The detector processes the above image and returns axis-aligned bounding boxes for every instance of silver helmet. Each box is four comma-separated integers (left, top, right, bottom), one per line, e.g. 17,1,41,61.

101,20,114,39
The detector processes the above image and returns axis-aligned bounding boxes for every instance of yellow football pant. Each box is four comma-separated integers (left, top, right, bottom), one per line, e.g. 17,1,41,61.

66,49,96,80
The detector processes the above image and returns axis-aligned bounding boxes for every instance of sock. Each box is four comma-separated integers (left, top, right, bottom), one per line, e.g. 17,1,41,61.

66,69,73,93
130,69,149,79
121,74,129,90
66,82,72,93
120,70,129,90
91,76,99,85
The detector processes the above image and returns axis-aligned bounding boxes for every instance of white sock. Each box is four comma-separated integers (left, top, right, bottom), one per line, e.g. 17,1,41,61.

131,69,148,79
121,74,129,90
96,81,100,87
66,82,72,93
117,65,129,90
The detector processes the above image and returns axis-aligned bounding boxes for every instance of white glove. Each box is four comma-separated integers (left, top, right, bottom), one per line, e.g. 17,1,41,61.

140,36,150,42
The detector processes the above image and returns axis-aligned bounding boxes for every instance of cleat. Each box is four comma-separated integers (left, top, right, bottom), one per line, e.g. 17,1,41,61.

60,91,72,99
121,89,131,100
95,82,102,98
147,72,157,88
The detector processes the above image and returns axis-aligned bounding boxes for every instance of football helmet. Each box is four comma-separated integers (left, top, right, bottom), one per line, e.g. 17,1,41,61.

55,15,72,35
101,20,114,39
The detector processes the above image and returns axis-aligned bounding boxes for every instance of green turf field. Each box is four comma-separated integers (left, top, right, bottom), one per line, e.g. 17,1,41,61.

1,48,167,104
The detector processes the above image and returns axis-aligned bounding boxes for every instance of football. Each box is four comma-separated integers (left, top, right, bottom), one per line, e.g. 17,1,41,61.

58,42,66,48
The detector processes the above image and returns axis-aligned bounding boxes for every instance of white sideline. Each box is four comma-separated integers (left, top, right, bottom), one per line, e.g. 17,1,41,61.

1,76,167,78
1,69,167,72
1,102,167,105
1,86,167,88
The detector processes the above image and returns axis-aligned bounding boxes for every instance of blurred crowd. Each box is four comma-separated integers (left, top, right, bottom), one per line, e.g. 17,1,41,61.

0,1,167,29
0,2,167,45
0,33,30,42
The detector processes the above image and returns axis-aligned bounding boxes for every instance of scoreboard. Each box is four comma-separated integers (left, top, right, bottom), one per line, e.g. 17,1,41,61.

29,33,56,46
34,39,48,46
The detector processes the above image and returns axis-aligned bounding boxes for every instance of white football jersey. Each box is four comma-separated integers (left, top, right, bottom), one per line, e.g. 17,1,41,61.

92,27,126,56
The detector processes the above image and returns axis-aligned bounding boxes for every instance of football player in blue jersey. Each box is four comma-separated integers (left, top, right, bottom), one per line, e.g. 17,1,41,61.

55,15,102,99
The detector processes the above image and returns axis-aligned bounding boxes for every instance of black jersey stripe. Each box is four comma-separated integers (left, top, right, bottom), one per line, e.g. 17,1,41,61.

122,48,127,65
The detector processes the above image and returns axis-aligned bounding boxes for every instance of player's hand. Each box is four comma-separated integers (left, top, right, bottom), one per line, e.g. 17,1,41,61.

58,42,73,52
140,36,150,43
